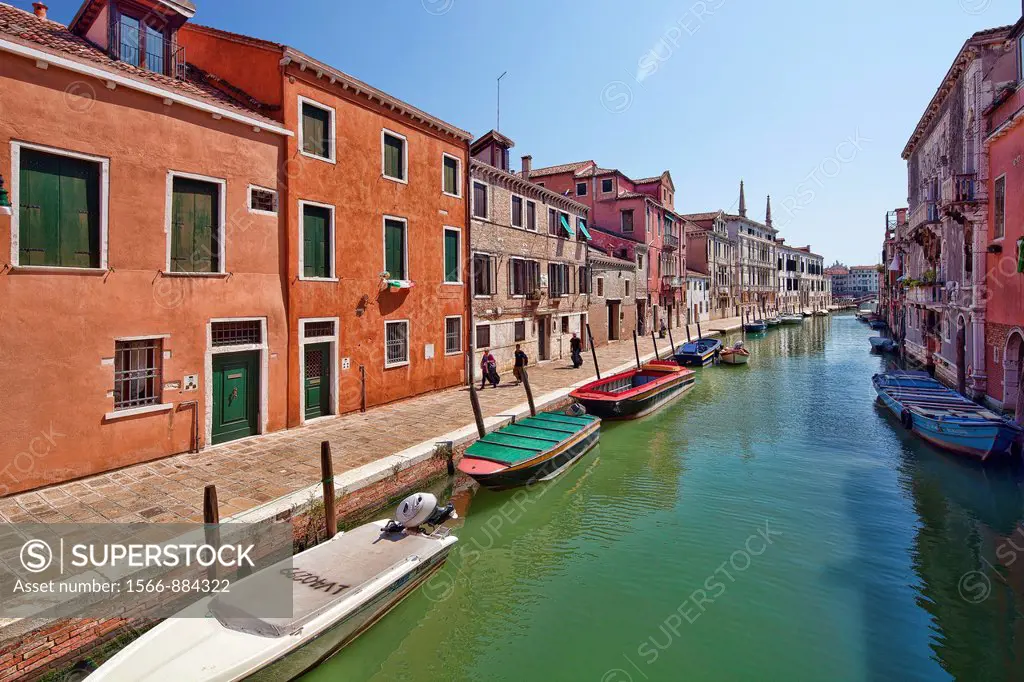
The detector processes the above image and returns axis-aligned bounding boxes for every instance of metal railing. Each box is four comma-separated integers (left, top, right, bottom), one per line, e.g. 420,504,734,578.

110,21,186,79
662,233,679,251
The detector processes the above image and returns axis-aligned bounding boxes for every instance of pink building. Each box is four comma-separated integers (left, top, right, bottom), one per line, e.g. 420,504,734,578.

526,162,685,333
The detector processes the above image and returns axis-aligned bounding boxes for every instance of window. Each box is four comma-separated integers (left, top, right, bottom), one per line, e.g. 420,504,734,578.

526,200,537,231
249,186,277,214
385,321,409,367
445,316,462,355
301,202,333,279
384,217,407,280
473,181,488,219
621,210,634,233
17,146,104,269
170,175,223,274
476,324,491,349
116,15,168,74
637,254,644,270
561,317,570,334
994,175,1006,239
548,207,559,236
304,320,335,338
578,266,591,293
576,182,587,196
444,227,461,283
511,195,524,228
514,321,526,342
597,277,605,297
510,258,540,296
537,182,545,188
113,339,162,410
625,280,631,297
602,178,613,193
382,130,407,182
443,154,461,197
300,98,335,162
473,253,494,295
548,263,570,297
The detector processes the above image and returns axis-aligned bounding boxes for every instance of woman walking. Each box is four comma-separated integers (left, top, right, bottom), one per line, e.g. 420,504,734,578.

480,349,499,389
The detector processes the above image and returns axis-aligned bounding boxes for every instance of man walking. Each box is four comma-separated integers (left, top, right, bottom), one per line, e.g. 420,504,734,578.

569,332,583,369
513,344,529,384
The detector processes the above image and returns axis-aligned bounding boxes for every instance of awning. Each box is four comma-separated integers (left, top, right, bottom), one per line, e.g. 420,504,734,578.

577,218,592,240
560,214,576,237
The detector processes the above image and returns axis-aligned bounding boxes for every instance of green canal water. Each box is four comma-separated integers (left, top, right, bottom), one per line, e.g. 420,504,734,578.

301,314,1024,682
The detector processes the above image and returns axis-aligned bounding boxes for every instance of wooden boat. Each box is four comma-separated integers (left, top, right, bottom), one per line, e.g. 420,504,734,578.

457,410,601,490
873,371,1023,461
868,318,888,330
743,321,767,333
766,317,781,326
813,310,828,317
869,336,897,353
673,338,723,367
801,310,813,317
569,361,695,420
780,314,803,325
720,342,750,365
91,504,458,681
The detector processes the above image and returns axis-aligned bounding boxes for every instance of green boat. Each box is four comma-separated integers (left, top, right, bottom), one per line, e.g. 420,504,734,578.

457,411,601,490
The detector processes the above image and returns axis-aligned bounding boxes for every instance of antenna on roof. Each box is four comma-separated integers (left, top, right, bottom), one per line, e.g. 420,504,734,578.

497,71,508,132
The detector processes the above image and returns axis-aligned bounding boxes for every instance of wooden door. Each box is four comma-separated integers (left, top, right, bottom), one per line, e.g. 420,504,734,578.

304,343,331,420
212,352,259,444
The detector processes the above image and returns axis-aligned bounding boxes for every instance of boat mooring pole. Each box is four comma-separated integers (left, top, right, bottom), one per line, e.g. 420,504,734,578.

651,329,660,360
203,484,220,581
697,321,703,340
633,330,642,370
320,441,337,540
586,323,601,380
468,384,486,439
686,320,692,343
521,367,537,417
667,326,676,356
360,365,367,413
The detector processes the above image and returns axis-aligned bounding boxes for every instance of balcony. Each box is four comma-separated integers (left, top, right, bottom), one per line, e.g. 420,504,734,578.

661,275,684,290
909,202,942,229
110,21,187,79
941,173,981,207
662,233,679,251
906,284,945,306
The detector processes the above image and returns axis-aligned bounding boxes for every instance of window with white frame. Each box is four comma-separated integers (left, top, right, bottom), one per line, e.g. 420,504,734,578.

385,320,409,367
442,154,461,197
113,339,163,410
300,98,335,162
384,216,408,280
249,186,277,214
443,227,461,283
169,173,225,274
445,316,462,355
382,130,407,182
511,195,524,228
473,253,494,296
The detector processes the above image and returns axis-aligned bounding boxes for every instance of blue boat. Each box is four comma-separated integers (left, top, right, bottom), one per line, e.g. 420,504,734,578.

743,321,767,333
868,318,888,330
674,338,722,367
873,371,1023,462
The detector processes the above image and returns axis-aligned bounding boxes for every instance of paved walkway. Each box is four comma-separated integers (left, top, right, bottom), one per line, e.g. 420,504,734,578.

0,320,742,525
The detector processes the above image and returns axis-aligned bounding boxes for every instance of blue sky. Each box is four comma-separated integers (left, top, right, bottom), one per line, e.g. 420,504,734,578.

37,0,1023,265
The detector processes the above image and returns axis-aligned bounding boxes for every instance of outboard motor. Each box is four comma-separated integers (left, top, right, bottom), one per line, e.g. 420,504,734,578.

384,492,457,533
565,403,587,418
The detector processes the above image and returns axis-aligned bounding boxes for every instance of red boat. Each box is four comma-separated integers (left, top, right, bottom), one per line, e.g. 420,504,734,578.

569,361,695,420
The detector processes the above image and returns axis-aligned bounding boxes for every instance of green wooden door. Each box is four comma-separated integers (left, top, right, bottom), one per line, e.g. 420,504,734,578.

19,149,99,268
304,343,331,420
212,352,259,444
171,178,219,273
303,205,330,278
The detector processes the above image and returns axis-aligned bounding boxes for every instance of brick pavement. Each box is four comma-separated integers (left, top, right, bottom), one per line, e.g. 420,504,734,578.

0,328,740,525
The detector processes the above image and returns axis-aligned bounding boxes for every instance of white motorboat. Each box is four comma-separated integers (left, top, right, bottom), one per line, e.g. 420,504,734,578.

90,494,457,682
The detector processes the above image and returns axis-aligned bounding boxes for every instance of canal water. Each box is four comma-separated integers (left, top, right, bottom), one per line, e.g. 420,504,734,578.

301,314,1024,682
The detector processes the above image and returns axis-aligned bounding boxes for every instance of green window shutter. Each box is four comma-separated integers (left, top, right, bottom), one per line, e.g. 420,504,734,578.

303,205,330,278
444,230,459,282
302,104,331,158
444,157,457,194
19,150,100,268
171,178,219,273
384,134,403,179
385,219,405,279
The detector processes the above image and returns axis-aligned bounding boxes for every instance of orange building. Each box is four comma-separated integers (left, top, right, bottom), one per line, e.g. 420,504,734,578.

178,24,472,425
0,0,471,495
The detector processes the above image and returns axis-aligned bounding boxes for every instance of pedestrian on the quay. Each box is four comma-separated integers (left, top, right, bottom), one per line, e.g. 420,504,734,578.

513,344,529,384
480,350,499,389
569,333,583,368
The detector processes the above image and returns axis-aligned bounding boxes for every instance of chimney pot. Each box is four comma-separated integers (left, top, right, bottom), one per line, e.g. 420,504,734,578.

521,155,532,179
32,2,47,19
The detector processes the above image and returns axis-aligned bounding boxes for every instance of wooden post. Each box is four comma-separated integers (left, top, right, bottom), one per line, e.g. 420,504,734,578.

521,367,537,417
697,321,703,340
359,365,367,413
468,384,486,439
586,323,601,380
203,484,219,581
633,330,642,370
686,321,692,343
651,329,660,360
320,441,337,540
667,327,675,357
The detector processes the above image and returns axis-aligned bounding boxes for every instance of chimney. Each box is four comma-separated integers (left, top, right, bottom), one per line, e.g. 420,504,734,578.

521,155,532,179
32,2,47,19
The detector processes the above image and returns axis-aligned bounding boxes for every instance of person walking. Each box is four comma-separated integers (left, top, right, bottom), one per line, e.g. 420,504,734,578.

480,349,499,389
569,332,583,369
513,344,529,384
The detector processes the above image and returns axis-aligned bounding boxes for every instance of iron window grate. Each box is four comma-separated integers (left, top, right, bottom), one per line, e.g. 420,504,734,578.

385,321,409,367
250,187,277,213
445,317,461,355
212,321,262,347
304,321,335,339
114,340,162,410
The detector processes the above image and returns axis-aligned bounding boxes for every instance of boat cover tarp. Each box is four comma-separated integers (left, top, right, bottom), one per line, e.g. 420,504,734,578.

210,523,444,638
464,413,596,467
